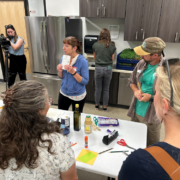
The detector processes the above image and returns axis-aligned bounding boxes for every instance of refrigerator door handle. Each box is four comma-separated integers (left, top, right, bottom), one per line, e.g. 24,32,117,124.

33,74,61,81
43,21,50,71
40,21,47,70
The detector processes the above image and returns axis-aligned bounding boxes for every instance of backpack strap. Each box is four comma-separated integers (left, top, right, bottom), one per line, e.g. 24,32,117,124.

145,146,180,180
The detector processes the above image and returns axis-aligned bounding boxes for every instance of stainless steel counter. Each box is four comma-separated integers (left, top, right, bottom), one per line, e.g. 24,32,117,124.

88,67,133,74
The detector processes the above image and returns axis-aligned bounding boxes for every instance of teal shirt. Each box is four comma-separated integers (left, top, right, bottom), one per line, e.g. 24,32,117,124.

135,63,159,117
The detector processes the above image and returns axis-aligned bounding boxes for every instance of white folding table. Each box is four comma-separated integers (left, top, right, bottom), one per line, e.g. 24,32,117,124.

47,108,147,178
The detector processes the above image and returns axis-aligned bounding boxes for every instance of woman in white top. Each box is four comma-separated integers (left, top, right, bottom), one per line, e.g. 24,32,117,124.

0,81,77,180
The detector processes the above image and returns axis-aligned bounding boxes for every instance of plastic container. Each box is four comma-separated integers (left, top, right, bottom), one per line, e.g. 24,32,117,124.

116,52,139,71
84,115,92,134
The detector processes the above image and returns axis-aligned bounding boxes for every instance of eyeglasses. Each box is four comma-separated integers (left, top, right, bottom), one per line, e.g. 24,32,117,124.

49,98,53,105
5,24,14,29
162,58,180,107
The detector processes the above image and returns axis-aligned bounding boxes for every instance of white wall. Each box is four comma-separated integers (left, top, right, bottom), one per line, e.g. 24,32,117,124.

46,0,79,16
28,0,44,16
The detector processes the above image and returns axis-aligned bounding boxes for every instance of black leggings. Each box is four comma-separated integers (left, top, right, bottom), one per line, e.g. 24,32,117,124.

58,93,86,113
8,54,27,87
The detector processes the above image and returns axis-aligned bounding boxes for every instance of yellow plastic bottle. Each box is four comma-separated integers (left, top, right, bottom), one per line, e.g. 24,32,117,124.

84,115,92,134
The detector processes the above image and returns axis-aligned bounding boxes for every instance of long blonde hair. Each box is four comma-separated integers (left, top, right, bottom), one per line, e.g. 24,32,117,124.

156,60,180,116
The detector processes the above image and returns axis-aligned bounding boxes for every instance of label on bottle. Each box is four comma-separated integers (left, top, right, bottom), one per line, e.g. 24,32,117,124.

85,140,88,148
84,125,92,133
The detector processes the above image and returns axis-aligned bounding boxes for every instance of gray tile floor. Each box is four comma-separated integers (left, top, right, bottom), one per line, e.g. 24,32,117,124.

0,81,165,180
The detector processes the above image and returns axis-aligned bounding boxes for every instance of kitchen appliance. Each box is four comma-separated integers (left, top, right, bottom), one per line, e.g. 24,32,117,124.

84,35,99,54
25,16,82,104
117,73,134,106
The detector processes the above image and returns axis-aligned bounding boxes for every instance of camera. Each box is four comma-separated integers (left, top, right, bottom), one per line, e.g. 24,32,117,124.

0,34,11,50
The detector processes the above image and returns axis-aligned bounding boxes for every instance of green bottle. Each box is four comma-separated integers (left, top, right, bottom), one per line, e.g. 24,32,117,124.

74,104,81,131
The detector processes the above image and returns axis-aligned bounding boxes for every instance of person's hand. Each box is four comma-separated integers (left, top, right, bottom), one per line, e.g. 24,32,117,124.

139,93,151,102
64,65,75,74
6,38,10,41
57,64,63,72
134,90,143,100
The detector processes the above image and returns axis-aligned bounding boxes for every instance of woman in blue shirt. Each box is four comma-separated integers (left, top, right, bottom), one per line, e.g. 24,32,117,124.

5,24,27,87
57,36,89,113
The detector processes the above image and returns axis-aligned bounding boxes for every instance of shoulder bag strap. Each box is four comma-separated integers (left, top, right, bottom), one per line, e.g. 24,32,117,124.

145,146,180,180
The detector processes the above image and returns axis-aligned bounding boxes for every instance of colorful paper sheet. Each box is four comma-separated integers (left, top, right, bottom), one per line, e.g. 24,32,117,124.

76,149,98,165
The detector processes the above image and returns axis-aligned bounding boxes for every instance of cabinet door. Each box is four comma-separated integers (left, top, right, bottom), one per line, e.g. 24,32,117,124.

101,0,126,18
141,0,162,40
124,0,144,41
158,0,180,42
79,0,101,18
86,70,95,102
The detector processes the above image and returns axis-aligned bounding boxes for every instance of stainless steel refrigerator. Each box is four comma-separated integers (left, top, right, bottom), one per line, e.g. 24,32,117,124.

25,16,82,104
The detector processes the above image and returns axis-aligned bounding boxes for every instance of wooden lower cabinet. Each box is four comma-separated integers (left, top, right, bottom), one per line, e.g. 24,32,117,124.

86,70,119,105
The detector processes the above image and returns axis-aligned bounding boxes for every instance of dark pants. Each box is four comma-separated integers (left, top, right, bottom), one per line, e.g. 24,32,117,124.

94,66,112,106
58,93,86,113
8,54,27,87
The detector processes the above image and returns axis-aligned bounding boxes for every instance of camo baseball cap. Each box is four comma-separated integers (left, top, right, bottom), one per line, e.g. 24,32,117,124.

134,37,166,56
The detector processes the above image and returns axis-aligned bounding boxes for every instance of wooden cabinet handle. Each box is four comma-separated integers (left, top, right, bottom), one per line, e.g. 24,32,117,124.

104,7,106,16
135,31,138,40
97,7,99,16
175,32,178,42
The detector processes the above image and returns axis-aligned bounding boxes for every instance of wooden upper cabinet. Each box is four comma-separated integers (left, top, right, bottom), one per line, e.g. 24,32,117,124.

79,0,126,18
124,0,144,41
141,0,162,40
101,0,126,18
124,0,163,41
79,0,101,18
158,0,180,43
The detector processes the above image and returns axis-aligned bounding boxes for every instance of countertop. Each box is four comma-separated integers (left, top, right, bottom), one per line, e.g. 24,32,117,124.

88,67,133,74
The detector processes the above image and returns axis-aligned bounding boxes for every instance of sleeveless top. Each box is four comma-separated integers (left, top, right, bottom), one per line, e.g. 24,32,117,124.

8,36,25,55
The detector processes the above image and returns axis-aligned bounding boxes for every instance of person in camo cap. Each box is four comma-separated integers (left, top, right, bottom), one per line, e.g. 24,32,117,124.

127,37,166,146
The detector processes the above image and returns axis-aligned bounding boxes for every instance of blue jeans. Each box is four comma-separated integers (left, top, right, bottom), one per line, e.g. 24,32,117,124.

94,66,112,106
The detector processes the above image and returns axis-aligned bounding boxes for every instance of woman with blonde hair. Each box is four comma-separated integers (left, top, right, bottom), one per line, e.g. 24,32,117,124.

92,28,116,111
0,81,78,180
116,58,180,180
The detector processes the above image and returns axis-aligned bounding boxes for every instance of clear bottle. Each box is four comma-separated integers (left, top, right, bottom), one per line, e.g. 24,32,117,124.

74,104,81,131
84,115,92,134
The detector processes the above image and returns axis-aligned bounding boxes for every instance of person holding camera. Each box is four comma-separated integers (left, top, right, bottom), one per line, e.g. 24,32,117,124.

5,24,27,87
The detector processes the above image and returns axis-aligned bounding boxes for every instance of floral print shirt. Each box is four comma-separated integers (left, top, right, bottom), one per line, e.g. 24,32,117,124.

0,133,75,180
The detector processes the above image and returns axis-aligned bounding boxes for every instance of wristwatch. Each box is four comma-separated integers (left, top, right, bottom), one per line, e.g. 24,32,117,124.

72,71,77,76
150,95,154,102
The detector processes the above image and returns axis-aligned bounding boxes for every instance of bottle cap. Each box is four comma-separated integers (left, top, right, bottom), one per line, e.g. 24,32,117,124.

85,136,88,141
75,104,79,108
86,115,91,118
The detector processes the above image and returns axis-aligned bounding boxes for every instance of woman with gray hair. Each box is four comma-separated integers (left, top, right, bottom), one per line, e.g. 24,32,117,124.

0,81,78,180
116,58,180,180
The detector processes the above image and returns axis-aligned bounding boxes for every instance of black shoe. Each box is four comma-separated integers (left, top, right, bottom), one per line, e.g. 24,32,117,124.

95,105,99,109
103,107,107,111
